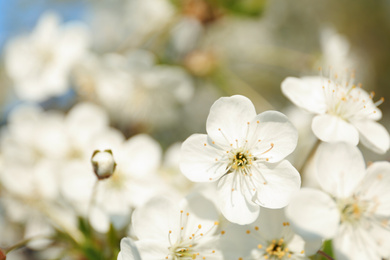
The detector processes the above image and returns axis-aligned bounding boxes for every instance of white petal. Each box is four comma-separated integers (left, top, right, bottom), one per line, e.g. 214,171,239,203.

118,134,162,178
316,142,365,198
285,188,340,240
250,111,298,163
118,238,141,260
135,239,169,260
252,160,301,209
303,238,323,256
312,114,359,145
206,95,257,147
132,196,177,243
359,161,390,216
89,207,110,233
281,76,327,114
352,119,390,154
333,224,380,260
219,222,259,259
179,192,220,238
217,173,260,225
252,208,289,241
180,134,227,182
369,220,390,258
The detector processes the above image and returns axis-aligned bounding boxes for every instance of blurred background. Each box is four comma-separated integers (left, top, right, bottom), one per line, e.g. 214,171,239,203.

1,0,390,147
0,0,389,259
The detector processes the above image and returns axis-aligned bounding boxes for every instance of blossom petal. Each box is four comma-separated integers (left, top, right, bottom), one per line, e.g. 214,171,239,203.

316,142,365,198
281,76,327,114
250,111,298,163
180,134,227,182
179,192,220,238
217,173,260,225
359,161,390,216
252,208,289,241
206,95,257,147
118,134,162,178
333,225,380,260
312,114,359,145
132,196,177,243
219,222,259,259
285,188,340,240
252,160,301,209
135,239,169,260
118,238,141,260
352,119,390,154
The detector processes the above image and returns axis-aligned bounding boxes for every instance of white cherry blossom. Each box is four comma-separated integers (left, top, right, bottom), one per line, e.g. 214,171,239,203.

286,143,390,260
131,193,223,260
281,73,390,154
221,208,322,260
180,95,300,224
4,12,89,101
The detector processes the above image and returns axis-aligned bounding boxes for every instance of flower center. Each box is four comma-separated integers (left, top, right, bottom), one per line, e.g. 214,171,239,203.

338,196,368,225
231,150,252,170
264,238,291,259
165,211,220,260
321,72,383,120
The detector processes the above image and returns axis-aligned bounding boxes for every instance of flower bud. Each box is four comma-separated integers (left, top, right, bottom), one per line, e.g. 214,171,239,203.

91,149,117,180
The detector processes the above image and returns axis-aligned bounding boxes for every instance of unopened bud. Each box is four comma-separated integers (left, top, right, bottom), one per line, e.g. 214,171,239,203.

91,149,117,180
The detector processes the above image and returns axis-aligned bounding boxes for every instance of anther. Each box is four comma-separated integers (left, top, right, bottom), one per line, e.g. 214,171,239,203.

374,97,385,106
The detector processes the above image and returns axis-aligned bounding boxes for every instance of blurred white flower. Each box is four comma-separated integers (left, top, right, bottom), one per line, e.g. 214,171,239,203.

4,12,90,101
159,142,194,195
221,208,322,260
90,0,174,51
282,74,390,154
319,27,355,72
74,51,194,127
131,193,222,260
0,102,114,209
169,17,204,59
180,95,300,224
286,143,390,260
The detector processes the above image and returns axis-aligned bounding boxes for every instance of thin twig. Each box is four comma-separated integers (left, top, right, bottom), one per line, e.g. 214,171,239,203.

317,250,335,260
298,139,321,174
87,179,99,220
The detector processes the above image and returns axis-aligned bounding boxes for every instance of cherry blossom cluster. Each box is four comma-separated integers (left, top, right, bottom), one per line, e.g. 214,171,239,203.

0,2,389,260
